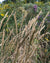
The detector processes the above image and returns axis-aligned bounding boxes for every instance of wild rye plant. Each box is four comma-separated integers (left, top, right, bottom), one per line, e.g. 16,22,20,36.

0,10,50,63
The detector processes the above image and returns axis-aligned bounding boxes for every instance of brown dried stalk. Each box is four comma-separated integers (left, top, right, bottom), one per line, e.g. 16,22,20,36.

20,10,27,32
0,12,8,29
1,29,5,63
5,29,13,42
39,11,49,29
39,32,50,40
14,12,18,34
1,29,5,51
3,11,14,28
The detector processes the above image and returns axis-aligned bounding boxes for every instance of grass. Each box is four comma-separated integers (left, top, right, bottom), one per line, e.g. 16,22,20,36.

0,10,50,63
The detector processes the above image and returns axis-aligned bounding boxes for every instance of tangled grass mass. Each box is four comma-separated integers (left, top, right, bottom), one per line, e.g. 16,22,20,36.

0,1,50,63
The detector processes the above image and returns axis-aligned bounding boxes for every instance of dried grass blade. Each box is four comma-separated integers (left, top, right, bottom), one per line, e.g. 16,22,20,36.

3,11,14,28
14,12,18,34
0,12,8,29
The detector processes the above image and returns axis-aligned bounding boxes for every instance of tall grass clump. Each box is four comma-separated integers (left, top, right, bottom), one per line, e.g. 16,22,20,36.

0,10,50,63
